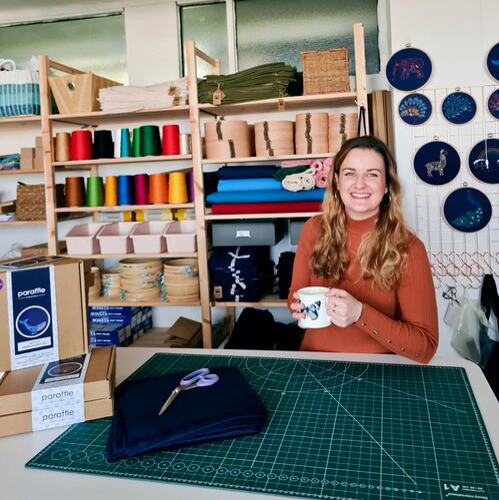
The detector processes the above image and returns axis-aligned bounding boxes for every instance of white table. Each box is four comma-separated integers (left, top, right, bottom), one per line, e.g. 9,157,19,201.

1,348,498,500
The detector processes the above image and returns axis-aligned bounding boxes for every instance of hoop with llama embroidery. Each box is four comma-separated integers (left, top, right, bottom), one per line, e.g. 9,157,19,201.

414,140,460,185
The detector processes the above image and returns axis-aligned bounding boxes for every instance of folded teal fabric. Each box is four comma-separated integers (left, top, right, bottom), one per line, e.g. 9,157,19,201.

218,178,283,192
206,188,326,204
106,366,267,461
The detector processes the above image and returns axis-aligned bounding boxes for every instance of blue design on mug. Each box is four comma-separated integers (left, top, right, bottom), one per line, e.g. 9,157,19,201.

299,300,321,321
15,305,51,338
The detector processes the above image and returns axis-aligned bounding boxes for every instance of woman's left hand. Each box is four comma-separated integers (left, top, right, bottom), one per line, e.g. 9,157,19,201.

326,288,363,327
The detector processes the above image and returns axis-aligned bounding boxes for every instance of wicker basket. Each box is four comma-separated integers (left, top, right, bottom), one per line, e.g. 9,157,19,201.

15,184,64,221
301,49,350,95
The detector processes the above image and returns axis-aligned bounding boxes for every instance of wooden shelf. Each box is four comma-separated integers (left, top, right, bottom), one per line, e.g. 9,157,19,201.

199,92,358,115
205,211,320,220
53,154,192,168
0,169,44,175
49,105,190,125
202,152,332,165
59,252,197,259
55,203,194,213
88,297,200,307
0,115,41,126
0,220,46,226
211,294,289,308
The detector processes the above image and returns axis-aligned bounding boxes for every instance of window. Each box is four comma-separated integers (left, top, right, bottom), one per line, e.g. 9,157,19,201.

178,0,379,76
180,2,229,77
0,13,128,83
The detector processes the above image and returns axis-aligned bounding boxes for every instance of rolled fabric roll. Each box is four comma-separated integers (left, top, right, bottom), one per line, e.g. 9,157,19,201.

314,171,328,188
280,160,314,168
282,168,315,192
309,160,324,173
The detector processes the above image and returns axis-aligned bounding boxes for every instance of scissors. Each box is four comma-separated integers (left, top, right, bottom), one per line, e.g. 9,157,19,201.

158,368,219,416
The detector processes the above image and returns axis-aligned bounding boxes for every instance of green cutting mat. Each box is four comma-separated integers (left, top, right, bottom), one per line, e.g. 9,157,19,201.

26,353,499,499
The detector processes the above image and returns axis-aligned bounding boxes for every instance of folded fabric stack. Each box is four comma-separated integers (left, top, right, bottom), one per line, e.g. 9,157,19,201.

208,165,324,214
98,78,188,113
209,246,274,302
198,63,301,105
276,157,333,191
106,366,267,461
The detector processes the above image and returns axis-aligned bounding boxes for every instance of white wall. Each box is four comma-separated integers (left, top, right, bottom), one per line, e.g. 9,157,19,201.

1,0,497,354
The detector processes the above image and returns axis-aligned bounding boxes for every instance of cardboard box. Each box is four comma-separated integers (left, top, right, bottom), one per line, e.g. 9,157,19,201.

34,146,43,171
131,317,202,348
0,256,89,372
20,242,67,257
20,148,34,170
0,346,115,437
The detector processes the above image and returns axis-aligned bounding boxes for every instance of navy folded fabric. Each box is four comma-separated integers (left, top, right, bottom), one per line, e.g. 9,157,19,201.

217,165,279,180
106,366,267,461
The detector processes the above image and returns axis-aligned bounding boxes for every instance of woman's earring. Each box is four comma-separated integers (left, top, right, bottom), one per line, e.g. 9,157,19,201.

382,192,392,205
334,190,338,201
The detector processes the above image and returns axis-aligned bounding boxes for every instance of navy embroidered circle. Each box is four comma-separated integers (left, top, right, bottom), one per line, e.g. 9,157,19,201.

15,305,51,338
442,92,477,125
486,42,499,82
47,361,83,377
444,187,492,233
398,94,432,125
468,138,499,184
487,89,499,120
414,141,460,185
386,48,432,92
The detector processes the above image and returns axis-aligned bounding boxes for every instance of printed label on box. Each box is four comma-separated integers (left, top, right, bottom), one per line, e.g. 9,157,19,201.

7,266,59,370
31,353,90,431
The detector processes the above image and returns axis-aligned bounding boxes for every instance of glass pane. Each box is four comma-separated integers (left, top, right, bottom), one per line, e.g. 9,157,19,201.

180,2,229,77
0,14,127,83
235,0,379,75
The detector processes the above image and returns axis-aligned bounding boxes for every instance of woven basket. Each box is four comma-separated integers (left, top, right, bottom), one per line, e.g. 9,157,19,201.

15,184,63,221
301,49,350,95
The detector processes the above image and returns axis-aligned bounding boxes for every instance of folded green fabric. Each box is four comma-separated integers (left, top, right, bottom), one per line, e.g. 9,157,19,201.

273,165,310,181
198,63,301,105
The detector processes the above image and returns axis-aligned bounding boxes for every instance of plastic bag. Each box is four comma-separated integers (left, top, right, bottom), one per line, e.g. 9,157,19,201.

451,295,489,364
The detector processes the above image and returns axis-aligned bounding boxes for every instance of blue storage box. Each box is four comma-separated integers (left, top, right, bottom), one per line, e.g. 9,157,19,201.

0,70,40,118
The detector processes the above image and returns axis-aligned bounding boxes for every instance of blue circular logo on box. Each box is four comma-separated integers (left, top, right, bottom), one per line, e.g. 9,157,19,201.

444,187,492,233
442,92,477,125
386,47,432,91
414,141,460,185
398,93,432,125
15,306,51,338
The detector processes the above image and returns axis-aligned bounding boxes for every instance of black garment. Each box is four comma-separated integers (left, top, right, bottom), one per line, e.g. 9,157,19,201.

276,251,295,299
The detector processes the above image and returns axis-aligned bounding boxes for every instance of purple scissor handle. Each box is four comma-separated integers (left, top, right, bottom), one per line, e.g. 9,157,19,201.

158,368,219,415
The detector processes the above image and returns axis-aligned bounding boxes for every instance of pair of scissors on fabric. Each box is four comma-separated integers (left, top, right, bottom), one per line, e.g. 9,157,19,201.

158,368,219,416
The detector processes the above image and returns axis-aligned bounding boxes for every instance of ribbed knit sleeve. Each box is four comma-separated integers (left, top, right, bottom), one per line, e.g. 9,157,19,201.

354,238,439,364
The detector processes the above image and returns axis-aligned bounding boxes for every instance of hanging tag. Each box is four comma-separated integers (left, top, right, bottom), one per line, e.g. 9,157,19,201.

213,286,223,299
213,83,225,105
278,98,285,111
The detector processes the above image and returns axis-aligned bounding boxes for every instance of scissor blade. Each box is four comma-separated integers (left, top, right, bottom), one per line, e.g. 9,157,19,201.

158,389,178,415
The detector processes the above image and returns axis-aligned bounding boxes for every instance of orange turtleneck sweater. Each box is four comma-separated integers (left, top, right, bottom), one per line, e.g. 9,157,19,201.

287,214,438,364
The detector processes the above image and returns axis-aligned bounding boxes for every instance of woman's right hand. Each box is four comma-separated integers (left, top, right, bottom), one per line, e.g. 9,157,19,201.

290,292,305,320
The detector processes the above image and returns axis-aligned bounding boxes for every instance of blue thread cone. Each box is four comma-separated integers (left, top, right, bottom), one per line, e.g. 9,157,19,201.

120,128,132,158
117,175,133,205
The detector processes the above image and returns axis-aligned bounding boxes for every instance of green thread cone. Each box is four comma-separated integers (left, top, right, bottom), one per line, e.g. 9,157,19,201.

86,176,104,206
140,125,161,156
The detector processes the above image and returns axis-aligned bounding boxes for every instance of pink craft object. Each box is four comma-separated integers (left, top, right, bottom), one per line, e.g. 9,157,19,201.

310,160,324,173
323,157,333,175
314,172,328,188
280,160,314,168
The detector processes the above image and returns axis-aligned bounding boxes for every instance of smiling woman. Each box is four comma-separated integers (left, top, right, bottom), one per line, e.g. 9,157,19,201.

288,136,438,364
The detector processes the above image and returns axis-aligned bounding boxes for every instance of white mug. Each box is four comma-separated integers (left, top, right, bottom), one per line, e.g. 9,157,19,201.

297,286,332,329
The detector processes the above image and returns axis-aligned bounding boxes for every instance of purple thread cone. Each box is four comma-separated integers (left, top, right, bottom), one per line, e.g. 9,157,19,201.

135,174,149,205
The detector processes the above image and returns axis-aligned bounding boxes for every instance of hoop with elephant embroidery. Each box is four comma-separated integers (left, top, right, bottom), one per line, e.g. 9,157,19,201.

386,47,432,92
413,140,460,186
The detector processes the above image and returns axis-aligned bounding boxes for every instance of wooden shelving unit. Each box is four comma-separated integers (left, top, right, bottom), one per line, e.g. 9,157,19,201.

88,297,200,307
0,220,46,226
0,23,369,348
60,252,197,259
0,169,44,175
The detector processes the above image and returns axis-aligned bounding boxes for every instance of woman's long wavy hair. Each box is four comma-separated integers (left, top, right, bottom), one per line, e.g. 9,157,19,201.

310,136,412,290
